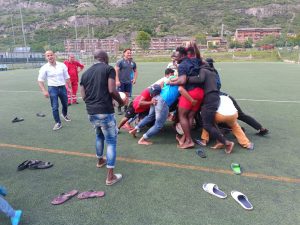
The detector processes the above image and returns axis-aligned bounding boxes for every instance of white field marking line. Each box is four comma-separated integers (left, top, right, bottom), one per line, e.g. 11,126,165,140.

0,90,40,93
236,98,300,104
0,90,299,104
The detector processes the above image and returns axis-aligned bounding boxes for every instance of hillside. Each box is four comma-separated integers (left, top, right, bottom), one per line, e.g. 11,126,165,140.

0,0,300,51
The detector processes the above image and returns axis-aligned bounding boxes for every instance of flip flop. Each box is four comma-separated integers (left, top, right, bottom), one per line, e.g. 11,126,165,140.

12,117,24,123
196,148,206,158
28,161,53,169
194,139,207,147
231,163,241,175
231,190,253,210
51,190,79,205
36,113,46,117
17,160,31,171
202,183,227,199
77,191,105,199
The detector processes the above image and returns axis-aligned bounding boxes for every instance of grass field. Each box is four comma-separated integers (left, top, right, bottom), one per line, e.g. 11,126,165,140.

0,62,299,225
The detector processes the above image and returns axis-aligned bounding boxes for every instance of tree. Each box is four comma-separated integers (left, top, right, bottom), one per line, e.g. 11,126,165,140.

136,31,151,51
244,39,253,48
194,33,206,45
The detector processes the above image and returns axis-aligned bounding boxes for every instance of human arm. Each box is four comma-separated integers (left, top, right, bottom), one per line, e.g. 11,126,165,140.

109,77,125,106
115,61,121,87
80,85,86,101
77,61,84,73
138,96,157,107
132,62,138,84
38,81,49,98
37,66,49,98
178,86,197,106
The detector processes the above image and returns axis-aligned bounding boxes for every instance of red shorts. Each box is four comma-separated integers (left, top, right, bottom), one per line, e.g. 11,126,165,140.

178,87,204,112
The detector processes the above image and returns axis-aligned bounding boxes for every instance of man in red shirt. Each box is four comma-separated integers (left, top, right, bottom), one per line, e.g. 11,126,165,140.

117,88,156,131
64,54,84,105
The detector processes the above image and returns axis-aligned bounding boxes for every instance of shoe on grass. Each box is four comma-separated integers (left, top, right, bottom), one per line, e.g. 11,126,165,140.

106,174,122,186
11,210,22,225
256,128,269,136
61,114,71,122
53,123,62,131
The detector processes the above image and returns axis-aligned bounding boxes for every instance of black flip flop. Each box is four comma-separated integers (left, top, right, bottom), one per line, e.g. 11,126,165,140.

36,113,46,117
12,117,24,123
17,160,31,171
28,161,53,169
196,148,206,158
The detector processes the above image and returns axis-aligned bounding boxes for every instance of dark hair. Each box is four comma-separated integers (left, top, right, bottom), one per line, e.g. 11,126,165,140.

165,68,174,75
175,46,187,56
123,48,132,53
186,46,195,55
94,50,109,64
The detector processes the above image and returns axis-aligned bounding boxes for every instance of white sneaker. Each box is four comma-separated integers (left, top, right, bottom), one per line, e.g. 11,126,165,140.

61,114,71,122
53,123,62,131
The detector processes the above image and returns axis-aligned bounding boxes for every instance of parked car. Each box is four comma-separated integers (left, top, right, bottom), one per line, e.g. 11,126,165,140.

0,64,8,71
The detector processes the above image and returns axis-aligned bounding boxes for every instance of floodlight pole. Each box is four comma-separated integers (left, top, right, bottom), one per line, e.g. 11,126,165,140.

19,3,27,48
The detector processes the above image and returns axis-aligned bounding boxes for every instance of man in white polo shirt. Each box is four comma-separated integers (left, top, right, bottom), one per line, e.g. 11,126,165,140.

38,50,72,131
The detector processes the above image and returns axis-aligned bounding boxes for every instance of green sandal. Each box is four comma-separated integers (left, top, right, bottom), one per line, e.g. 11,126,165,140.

231,163,241,175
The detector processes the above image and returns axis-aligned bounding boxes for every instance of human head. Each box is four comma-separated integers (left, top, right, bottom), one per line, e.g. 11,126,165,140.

164,68,174,78
45,50,56,65
186,46,195,58
123,48,132,60
94,50,109,64
68,54,75,62
149,84,161,97
205,58,215,68
175,46,187,64
171,51,176,62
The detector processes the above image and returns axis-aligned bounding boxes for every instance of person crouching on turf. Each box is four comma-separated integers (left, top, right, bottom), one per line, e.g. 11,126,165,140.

118,87,155,131
201,95,254,153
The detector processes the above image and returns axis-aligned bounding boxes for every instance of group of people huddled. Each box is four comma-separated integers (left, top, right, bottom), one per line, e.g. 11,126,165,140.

1,43,270,224
118,42,268,154
34,44,268,187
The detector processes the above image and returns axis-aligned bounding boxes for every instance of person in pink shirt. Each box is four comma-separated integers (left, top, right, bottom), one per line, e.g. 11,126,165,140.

64,54,84,105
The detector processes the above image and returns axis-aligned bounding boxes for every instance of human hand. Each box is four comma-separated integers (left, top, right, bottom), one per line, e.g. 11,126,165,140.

43,90,49,98
191,99,198,106
116,81,121,87
151,98,158,105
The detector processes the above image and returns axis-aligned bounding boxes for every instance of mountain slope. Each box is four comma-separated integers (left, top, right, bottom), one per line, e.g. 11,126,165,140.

0,0,299,51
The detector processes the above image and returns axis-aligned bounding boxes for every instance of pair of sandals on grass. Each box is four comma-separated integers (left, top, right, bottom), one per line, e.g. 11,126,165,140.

17,160,53,171
202,183,253,210
51,190,105,205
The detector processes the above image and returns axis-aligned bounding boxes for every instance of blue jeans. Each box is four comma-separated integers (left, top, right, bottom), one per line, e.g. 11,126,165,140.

136,95,169,139
89,114,118,168
0,196,15,218
48,86,68,124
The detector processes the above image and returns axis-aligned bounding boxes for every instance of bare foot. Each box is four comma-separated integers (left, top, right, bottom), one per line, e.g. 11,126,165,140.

176,134,185,146
211,142,225,149
225,141,234,154
179,140,195,149
129,128,137,138
138,137,153,145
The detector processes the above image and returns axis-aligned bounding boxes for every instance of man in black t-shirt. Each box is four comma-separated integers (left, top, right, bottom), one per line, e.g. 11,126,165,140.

80,50,125,186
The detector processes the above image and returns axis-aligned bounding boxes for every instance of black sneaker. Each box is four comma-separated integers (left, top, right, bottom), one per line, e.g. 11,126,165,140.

256,128,269,136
